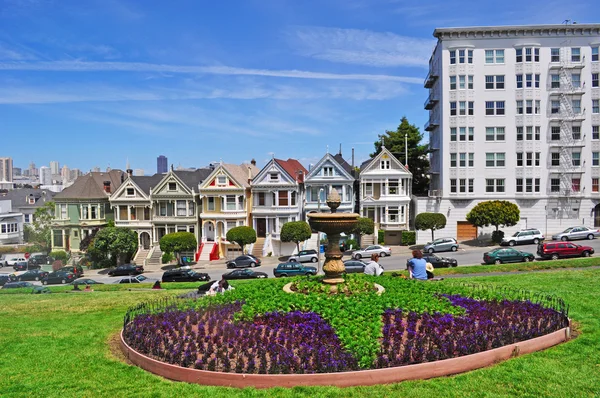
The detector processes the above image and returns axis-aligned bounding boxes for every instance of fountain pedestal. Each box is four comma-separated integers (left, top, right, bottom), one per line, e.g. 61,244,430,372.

307,189,360,285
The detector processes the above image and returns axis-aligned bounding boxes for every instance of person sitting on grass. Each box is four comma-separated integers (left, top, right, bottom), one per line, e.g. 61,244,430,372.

152,281,162,290
364,253,384,276
72,284,81,291
407,250,428,281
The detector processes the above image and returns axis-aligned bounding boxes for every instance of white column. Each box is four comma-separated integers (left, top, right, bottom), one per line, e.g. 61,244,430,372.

385,204,389,224
127,206,131,221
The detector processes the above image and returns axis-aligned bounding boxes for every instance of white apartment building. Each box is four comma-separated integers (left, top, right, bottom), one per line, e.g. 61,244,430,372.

0,157,13,183
416,23,600,244
39,166,52,186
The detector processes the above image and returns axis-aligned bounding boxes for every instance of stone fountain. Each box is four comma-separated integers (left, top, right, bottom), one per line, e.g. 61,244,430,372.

307,189,360,285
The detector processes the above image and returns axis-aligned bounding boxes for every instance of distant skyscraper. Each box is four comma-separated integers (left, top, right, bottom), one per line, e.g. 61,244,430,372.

39,166,52,185
0,157,13,182
12,167,21,177
134,169,144,176
28,161,37,177
61,165,70,182
92,166,101,172
70,169,82,181
50,161,60,175
157,155,168,173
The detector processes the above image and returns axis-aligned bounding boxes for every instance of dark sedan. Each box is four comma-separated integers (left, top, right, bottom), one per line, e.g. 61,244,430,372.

14,269,49,281
226,255,261,269
222,269,268,280
421,253,458,268
162,268,210,283
0,274,12,286
71,278,104,286
107,264,144,276
42,271,76,285
13,261,30,271
343,260,366,274
483,248,535,265
2,281,34,289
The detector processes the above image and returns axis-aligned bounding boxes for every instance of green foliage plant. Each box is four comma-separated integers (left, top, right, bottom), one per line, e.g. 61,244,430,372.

88,226,138,267
401,230,416,246
353,217,375,236
49,250,68,262
415,212,447,241
491,230,505,244
280,221,312,253
466,200,520,232
24,201,55,250
159,232,197,262
225,226,256,253
161,252,174,264
377,230,384,245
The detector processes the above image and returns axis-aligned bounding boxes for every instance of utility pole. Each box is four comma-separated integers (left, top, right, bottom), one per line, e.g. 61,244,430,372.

404,133,408,167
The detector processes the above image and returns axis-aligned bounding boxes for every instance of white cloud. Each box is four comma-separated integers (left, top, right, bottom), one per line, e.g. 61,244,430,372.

289,26,436,68
0,60,423,83
0,43,36,61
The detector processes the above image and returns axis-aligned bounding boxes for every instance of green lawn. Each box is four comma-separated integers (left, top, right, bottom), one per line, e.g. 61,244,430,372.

1,269,599,397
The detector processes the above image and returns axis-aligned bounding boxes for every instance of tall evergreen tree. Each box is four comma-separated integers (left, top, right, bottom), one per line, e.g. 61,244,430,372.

371,116,430,195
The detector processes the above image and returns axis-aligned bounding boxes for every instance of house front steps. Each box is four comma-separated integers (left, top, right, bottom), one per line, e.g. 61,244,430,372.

252,237,265,258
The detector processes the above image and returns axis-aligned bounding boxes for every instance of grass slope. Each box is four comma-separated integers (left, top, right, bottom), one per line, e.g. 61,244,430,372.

0,270,599,397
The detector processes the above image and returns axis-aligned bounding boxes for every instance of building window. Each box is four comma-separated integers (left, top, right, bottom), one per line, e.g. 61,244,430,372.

278,191,289,206
450,75,456,90
525,179,534,193
572,73,581,88
516,74,523,89
516,48,522,63
551,152,560,166
450,127,457,141
593,126,600,140
176,200,187,216
572,99,581,114
535,152,540,166
486,101,505,115
388,180,399,195
468,127,474,141
459,75,465,89
459,153,466,168
468,153,474,167
468,101,474,115
459,127,466,141
468,75,473,89
535,178,540,192
486,127,505,141
450,50,456,64
517,100,523,114
593,47,599,62
526,152,533,166
551,178,561,192
486,179,505,193
168,182,177,191
90,205,97,219
535,74,540,88
485,49,504,64
450,153,457,168
53,230,63,247
323,167,334,176
551,74,560,89
485,75,504,89
225,195,237,210
365,183,373,196
593,100,599,114
450,179,457,193
572,152,581,166
269,173,278,181
593,152,600,166
551,48,560,62
486,153,505,167
593,178,599,192
526,100,533,114
208,196,215,211
459,101,466,115
380,160,390,169
217,176,227,185
468,179,474,193
516,152,523,167
593,73,599,88
551,126,561,140
571,48,581,62
458,179,466,193
551,100,561,114
516,178,523,192
535,100,541,114
572,178,581,192
126,188,134,196
572,126,581,140
517,126,523,141
526,126,533,140
450,102,457,116
526,74,532,88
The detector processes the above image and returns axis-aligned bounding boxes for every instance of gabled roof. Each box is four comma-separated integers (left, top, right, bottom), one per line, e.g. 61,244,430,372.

222,163,260,188
306,153,355,181
173,169,214,189
0,188,56,209
332,153,355,176
130,174,165,195
54,170,124,200
275,158,308,182
359,147,412,174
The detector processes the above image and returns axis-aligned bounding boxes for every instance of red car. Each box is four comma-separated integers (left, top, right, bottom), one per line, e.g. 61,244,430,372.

537,242,594,260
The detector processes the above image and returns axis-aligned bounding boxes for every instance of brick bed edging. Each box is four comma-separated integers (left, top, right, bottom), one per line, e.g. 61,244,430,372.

119,322,571,389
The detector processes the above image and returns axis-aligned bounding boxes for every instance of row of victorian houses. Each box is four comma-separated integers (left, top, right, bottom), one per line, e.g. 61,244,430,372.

49,148,412,266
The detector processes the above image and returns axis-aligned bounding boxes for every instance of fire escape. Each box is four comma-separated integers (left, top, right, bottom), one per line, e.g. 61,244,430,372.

546,46,586,218
424,61,441,198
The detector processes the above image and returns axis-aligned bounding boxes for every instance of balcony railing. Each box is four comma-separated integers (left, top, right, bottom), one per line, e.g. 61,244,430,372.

424,119,439,131
424,94,439,110
428,189,443,197
424,70,439,88
546,187,585,196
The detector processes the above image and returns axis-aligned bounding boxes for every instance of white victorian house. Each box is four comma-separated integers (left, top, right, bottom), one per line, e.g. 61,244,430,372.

198,162,259,260
251,158,307,256
358,146,412,245
304,152,357,216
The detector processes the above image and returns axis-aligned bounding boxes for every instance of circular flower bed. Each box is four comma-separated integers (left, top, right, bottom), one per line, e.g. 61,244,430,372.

122,275,569,375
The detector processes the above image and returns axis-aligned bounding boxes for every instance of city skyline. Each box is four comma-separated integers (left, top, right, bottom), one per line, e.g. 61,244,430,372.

2,1,599,174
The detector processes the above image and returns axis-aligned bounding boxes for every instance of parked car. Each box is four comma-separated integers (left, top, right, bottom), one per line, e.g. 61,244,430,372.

352,245,392,259
225,255,261,269
113,275,151,284
107,264,144,276
0,274,12,286
501,229,545,246
162,268,210,283
14,269,49,281
42,271,76,285
552,226,600,241
343,259,367,274
537,242,594,260
2,281,34,289
288,249,319,263
222,269,268,280
28,254,52,268
12,261,30,271
3,255,28,267
273,262,317,277
59,266,84,278
420,253,458,268
483,248,535,264
423,238,459,253
71,278,104,286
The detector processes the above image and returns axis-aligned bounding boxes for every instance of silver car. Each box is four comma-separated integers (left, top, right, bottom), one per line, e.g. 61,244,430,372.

551,226,600,241
423,237,459,253
288,250,319,263
353,245,392,259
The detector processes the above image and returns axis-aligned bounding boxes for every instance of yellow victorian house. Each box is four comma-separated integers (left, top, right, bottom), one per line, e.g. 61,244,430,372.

198,161,258,260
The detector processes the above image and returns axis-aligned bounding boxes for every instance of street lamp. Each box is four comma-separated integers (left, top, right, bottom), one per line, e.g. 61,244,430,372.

317,188,325,274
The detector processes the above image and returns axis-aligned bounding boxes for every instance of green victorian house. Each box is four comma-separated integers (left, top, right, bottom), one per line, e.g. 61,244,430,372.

51,170,124,253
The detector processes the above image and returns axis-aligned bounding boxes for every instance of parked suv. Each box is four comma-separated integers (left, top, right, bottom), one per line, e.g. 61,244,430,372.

537,242,594,260
501,229,545,246
288,250,319,263
3,255,28,268
59,266,84,278
273,262,317,277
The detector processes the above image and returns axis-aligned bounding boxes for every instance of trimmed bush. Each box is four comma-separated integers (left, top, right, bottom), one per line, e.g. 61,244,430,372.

345,239,358,250
401,230,416,246
377,230,385,245
225,226,256,253
492,230,505,244
50,250,68,262
161,252,174,264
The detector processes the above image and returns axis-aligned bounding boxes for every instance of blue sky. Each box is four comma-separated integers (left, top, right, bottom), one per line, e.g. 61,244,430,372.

1,0,598,174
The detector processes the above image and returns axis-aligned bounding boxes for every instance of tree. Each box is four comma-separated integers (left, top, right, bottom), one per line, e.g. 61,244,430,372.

79,228,99,252
280,221,312,253
415,212,447,241
466,200,520,242
159,232,197,263
24,201,55,250
352,217,375,246
87,226,138,267
226,226,256,253
372,116,430,195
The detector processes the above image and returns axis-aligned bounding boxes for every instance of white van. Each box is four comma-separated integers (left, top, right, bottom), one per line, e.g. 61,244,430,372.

2,255,27,267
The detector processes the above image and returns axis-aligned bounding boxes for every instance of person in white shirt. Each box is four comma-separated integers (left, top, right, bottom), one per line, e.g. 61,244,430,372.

364,253,384,276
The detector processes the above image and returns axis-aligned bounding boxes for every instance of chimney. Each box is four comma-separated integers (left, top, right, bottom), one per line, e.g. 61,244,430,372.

309,163,313,171
248,166,252,184
351,148,355,168
297,171,304,183
251,158,256,166
103,181,111,194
